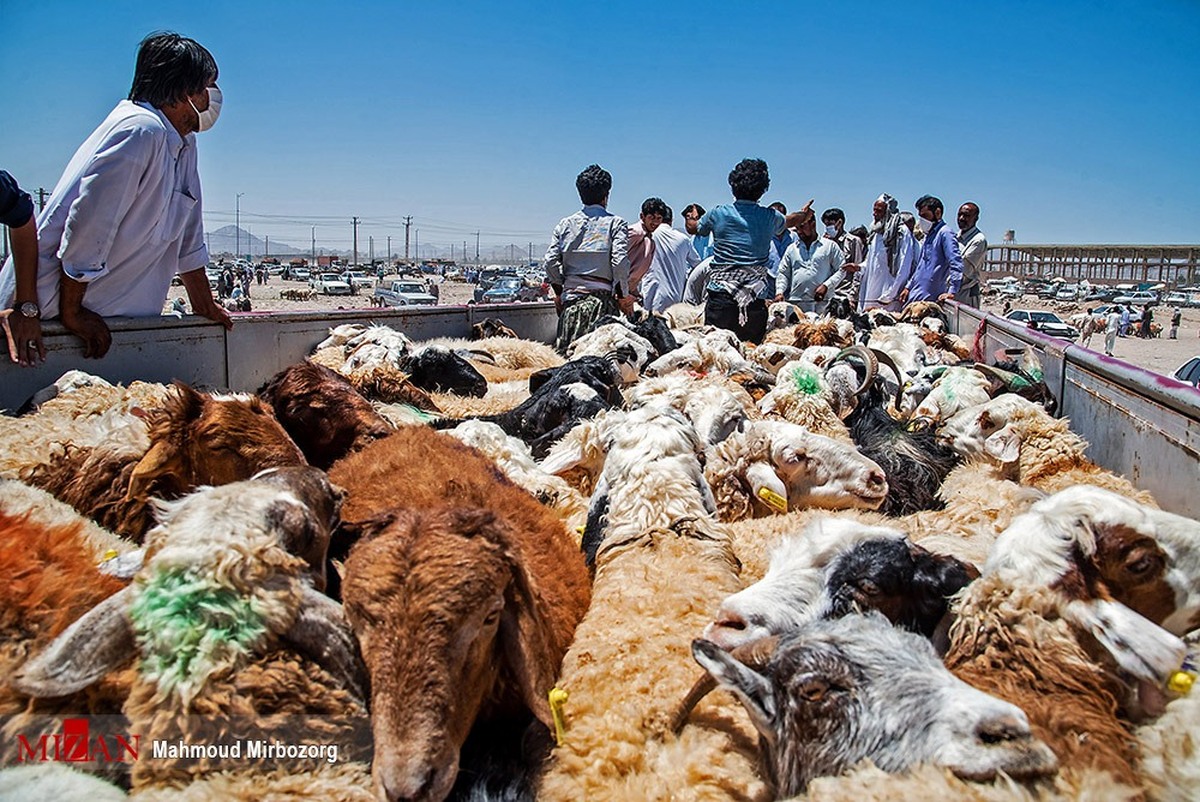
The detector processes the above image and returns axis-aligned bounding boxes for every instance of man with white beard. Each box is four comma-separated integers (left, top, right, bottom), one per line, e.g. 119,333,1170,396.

834,194,917,312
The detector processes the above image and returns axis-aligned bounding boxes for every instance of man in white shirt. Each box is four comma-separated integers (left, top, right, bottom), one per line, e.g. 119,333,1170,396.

0,32,231,359
640,206,701,313
956,202,988,308
835,194,917,312
774,212,845,314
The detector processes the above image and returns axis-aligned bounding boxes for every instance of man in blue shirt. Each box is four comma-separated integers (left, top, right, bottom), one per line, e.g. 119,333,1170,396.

682,203,714,262
696,159,810,343
900,195,964,305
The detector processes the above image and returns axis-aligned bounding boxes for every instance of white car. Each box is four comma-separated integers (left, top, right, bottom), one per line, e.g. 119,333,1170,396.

1112,290,1157,305
311,273,352,296
340,271,375,293
1173,356,1200,388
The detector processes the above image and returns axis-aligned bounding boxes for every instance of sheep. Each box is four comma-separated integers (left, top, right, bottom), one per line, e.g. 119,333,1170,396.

756,359,855,444
470,317,518,340
683,614,1058,797
12,470,369,790
328,425,591,802
750,343,805,375
593,310,681,359
565,322,654,384
537,516,767,802
705,420,889,523
0,765,128,801
938,395,1157,504
22,382,307,541
0,478,133,561
644,328,774,386
662,301,705,329
911,366,994,425
445,420,588,533
624,372,761,446
258,361,394,469
942,489,1193,789
763,316,854,349
703,517,976,651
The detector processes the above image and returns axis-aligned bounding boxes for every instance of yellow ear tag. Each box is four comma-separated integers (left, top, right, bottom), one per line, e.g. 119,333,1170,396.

1168,670,1195,696
548,687,568,746
102,549,119,562
575,525,586,535
757,486,788,513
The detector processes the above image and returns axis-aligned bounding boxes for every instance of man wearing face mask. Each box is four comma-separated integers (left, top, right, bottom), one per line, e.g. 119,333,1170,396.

821,208,864,308
899,195,964,306
0,31,231,359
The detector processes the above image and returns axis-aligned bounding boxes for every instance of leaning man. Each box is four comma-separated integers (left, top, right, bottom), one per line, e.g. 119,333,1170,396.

0,32,232,359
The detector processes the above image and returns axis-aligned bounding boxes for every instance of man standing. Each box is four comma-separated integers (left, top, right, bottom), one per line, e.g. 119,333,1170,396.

627,197,667,301
0,32,232,359
774,211,845,314
543,164,631,353
641,206,700,313
900,195,964,305
956,202,987,308
695,159,810,343
821,207,864,307
1171,306,1182,339
1104,307,1121,356
841,194,916,312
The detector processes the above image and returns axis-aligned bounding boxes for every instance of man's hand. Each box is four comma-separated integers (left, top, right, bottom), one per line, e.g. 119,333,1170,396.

897,287,911,305
774,293,784,303
180,268,233,330
814,284,828,301
191,294,234,329
2,309,46,366
61,306,112,358
842,262,861,274
938,292,955,303
617,295,635,315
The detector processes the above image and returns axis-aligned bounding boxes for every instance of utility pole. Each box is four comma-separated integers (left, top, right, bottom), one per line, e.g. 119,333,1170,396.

528,242,533,265
265,235,269,259
475,231,480,264
205,232,211,256
414,229,419,261
387,236,391,262
311,226,316,264
351,217,360,268
403,216,413,262
369,236,374,265
36,188,48,212
235,193,245,259
463,241,467,264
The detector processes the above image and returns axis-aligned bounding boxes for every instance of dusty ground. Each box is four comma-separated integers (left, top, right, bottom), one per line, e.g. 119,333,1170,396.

165,279,1200,381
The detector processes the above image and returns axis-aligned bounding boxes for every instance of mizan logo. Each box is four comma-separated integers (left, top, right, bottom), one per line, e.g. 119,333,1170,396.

16,718,139,763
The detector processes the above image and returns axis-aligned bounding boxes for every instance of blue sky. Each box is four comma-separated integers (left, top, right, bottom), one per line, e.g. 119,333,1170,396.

2,0,1198,257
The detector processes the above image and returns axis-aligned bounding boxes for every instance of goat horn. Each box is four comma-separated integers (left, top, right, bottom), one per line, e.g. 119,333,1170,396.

868,348,907,410
829,346,878,396
670,636,780,733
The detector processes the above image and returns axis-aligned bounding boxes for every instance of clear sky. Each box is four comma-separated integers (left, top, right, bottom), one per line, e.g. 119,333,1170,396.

3,0,1198,258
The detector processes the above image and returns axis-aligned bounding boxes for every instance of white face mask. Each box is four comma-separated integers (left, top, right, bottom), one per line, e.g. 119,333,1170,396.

824,224,839,237
190,86,222,132
916,215,935,234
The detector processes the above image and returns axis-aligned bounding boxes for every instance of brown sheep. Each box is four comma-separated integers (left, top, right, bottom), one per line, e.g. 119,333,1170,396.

258,361,394,470
470,317,519,340
25,382,307,541
329,427,591,802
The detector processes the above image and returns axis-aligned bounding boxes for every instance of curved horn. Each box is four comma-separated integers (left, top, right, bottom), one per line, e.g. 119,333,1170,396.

829,346,878,396
670,636,780,733
868,348,907,410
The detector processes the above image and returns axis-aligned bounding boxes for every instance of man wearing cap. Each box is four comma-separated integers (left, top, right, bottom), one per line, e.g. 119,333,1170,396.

838,194,917,312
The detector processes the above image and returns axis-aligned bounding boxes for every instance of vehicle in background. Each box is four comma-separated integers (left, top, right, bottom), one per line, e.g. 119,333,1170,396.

1005,309,1078,340
311,273,353,296
480,277,544,304
1085,287,1119,302
1112,290,1158,305
289,267,311,282
1092,304,1143,324
1162,291,1190,307
1172,356,1200,388
340,270,375,294
474,268,520,301
1055,285,1081,301
374,280,438,307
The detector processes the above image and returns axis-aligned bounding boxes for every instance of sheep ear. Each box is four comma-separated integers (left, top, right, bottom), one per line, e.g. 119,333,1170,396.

12,588,134,697
126,440,177,501
1064,599,1185,683
580,473,611,568
283,586,368,704
499,550,560,729
691,639,777,733
746,461,789,514
539,442,584,476
983,424,1021,463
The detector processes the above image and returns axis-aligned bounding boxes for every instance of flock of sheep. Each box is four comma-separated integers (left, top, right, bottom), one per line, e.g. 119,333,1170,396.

0,299,1195,802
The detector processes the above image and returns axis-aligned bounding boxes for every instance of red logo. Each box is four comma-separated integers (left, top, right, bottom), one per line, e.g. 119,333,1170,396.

16,718,139,763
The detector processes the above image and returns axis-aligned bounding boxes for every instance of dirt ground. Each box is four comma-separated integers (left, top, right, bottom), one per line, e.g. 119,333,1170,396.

165,279,1200,382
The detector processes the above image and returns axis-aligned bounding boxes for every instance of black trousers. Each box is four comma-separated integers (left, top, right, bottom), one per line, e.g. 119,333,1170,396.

705,290,768,344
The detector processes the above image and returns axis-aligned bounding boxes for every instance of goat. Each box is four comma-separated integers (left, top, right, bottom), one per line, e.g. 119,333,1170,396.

470,317,518,340
682,614,1058,796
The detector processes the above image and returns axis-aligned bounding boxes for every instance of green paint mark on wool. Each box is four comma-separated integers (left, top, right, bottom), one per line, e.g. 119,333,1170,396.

130,568,268,692
791,367,823,396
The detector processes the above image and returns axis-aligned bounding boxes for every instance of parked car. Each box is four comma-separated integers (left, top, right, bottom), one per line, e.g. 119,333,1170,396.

374,280,438,307
480,277,541,304
340,270,375,294
1163,291,1190,307
1055,286,1080,301
1084,288,1118,302
289,267,311,282
1004,309,1078,340
311,273,352,296
1112,290,1157,305
1172,356,1200,388
1092,304,1143,324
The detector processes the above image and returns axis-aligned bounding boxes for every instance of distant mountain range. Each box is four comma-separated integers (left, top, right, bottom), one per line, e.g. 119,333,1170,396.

206,226,310,258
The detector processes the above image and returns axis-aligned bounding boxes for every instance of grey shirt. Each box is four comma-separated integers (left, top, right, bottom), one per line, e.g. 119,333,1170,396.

543,204,630,299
